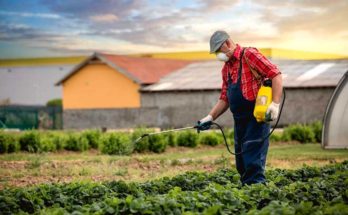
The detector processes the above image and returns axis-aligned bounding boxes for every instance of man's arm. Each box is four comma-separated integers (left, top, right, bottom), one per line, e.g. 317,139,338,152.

271,73,282,104
209,99,229,120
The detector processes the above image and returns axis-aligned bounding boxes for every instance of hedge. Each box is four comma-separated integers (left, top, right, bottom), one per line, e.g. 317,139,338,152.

0,122,323,154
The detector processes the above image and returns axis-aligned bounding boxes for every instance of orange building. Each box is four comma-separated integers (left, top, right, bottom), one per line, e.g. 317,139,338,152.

56,53,193,109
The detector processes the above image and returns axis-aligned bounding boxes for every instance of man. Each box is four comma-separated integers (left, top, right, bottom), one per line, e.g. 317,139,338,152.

197,30,283,185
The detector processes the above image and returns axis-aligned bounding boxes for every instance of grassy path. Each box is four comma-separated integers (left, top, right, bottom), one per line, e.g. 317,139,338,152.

0,143,347,189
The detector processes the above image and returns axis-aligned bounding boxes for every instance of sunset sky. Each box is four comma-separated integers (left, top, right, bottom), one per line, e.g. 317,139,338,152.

0,0,347,58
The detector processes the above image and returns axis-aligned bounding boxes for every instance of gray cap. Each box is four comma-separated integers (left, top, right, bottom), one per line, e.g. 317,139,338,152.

209,30,229,53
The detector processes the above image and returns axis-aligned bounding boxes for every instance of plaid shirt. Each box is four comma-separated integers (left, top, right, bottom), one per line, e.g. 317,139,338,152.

219,44,281,103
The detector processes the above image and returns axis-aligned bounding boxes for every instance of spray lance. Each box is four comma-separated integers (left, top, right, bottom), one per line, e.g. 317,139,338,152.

134,84,286,156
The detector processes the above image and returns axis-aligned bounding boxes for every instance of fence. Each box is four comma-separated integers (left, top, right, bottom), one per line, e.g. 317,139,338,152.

0,105,62,130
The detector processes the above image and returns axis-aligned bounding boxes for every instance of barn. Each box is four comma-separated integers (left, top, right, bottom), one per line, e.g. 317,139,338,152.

141,59,348,128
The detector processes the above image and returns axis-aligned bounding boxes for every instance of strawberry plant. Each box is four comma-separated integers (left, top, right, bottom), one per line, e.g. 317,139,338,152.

1,161,347,214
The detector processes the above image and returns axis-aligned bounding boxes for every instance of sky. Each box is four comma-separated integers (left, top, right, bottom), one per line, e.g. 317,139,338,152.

0,0,347,59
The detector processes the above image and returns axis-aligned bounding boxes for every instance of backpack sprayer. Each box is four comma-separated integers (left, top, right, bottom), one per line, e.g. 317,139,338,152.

134,84,286,156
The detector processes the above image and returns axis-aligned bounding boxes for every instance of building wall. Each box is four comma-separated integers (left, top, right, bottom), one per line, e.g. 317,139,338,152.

141,88,335,126
62,63,140,109
63,88,335,130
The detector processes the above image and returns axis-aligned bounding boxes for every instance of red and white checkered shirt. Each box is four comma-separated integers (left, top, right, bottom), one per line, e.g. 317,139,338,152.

219,44,281,103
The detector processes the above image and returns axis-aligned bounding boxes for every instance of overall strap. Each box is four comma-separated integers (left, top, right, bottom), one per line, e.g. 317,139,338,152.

236,48,246,83
227,48,246,84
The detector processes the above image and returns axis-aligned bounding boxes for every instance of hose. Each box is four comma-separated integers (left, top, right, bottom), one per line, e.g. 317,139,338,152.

134,89,285,155
212,89,286,156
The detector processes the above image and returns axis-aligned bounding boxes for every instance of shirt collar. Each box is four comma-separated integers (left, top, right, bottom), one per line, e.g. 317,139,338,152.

232,44,242,61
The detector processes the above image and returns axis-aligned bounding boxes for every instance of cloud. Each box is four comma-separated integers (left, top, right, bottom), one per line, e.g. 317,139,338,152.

253,0,348,36
1,0,348,57
196,0,239,12
90,14,119,23
0,23,54,41
0,11,60,19
40,0,144,19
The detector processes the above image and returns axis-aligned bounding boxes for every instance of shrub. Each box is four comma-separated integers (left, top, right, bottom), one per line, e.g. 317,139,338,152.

46,98,62,107
65,133,89,151
82,130,101,149
0,132,20,153
309,121,323,143
177,130,199,147
283,124,315,143
39,135,56,152
165,132,177,147
131,128,153,153
199,132,222,146
100,132,133,155
148,134,167,153
19,130,41,152
270,132,282,142
49,132,68,150
226,129,235,145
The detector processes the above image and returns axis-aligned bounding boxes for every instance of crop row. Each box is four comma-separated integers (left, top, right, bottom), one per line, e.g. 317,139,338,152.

0,161,347,214
0,121,322,155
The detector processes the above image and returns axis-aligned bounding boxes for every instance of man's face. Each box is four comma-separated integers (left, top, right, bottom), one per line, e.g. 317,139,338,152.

218,41,230,53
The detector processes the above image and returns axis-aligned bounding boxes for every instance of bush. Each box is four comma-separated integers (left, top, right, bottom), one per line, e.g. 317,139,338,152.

177,130,199,147
270,132,282,142
46,98,62,107
309,121,323,143
82,130,101,149
49,132,68,150
100,132,133,155
226,129,235,145
131,128,153,153
283,124,315,143
148,134,167,153
65,133,89,151
199,132,222,146
165,132,177,147
19,130,41,152
39,135,56,152
0,132,20,153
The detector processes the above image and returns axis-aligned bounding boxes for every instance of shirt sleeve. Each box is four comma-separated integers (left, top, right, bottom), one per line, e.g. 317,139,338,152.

244,48,281,79
219,65,229,103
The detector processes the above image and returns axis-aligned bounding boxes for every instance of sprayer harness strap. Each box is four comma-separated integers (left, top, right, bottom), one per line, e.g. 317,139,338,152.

242,48,262,81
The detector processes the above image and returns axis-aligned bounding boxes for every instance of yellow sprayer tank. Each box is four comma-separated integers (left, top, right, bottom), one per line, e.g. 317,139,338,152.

254,80,272,122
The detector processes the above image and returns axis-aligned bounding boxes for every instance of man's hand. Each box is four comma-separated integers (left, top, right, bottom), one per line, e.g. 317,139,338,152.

266,102,280,121
196,115,213,132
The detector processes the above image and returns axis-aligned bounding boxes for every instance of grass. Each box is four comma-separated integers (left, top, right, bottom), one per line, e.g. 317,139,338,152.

0,143,347,189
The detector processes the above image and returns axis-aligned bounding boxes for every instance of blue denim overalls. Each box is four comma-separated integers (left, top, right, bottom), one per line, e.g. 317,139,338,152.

227,48,270,185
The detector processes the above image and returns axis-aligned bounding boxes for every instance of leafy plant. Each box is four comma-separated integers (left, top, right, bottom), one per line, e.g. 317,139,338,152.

131,128,153,153
46,98,62,107
148,134,167,153
19,130,41,152
165,132,177,147
82,129,101,149
199,132,222,146
283,124,316,143
176,130,199,147
65,133,89,151
0,131,20,153
309,121,323,143
1,161,347,214
100,132,133,155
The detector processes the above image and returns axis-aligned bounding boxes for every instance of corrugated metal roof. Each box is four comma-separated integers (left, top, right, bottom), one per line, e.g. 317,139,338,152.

141,59,348,92
0,65,73,105
56,52,194,85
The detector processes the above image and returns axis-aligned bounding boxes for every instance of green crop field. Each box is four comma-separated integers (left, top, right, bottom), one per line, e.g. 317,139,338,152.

1,123,348,214
0,151,347,214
